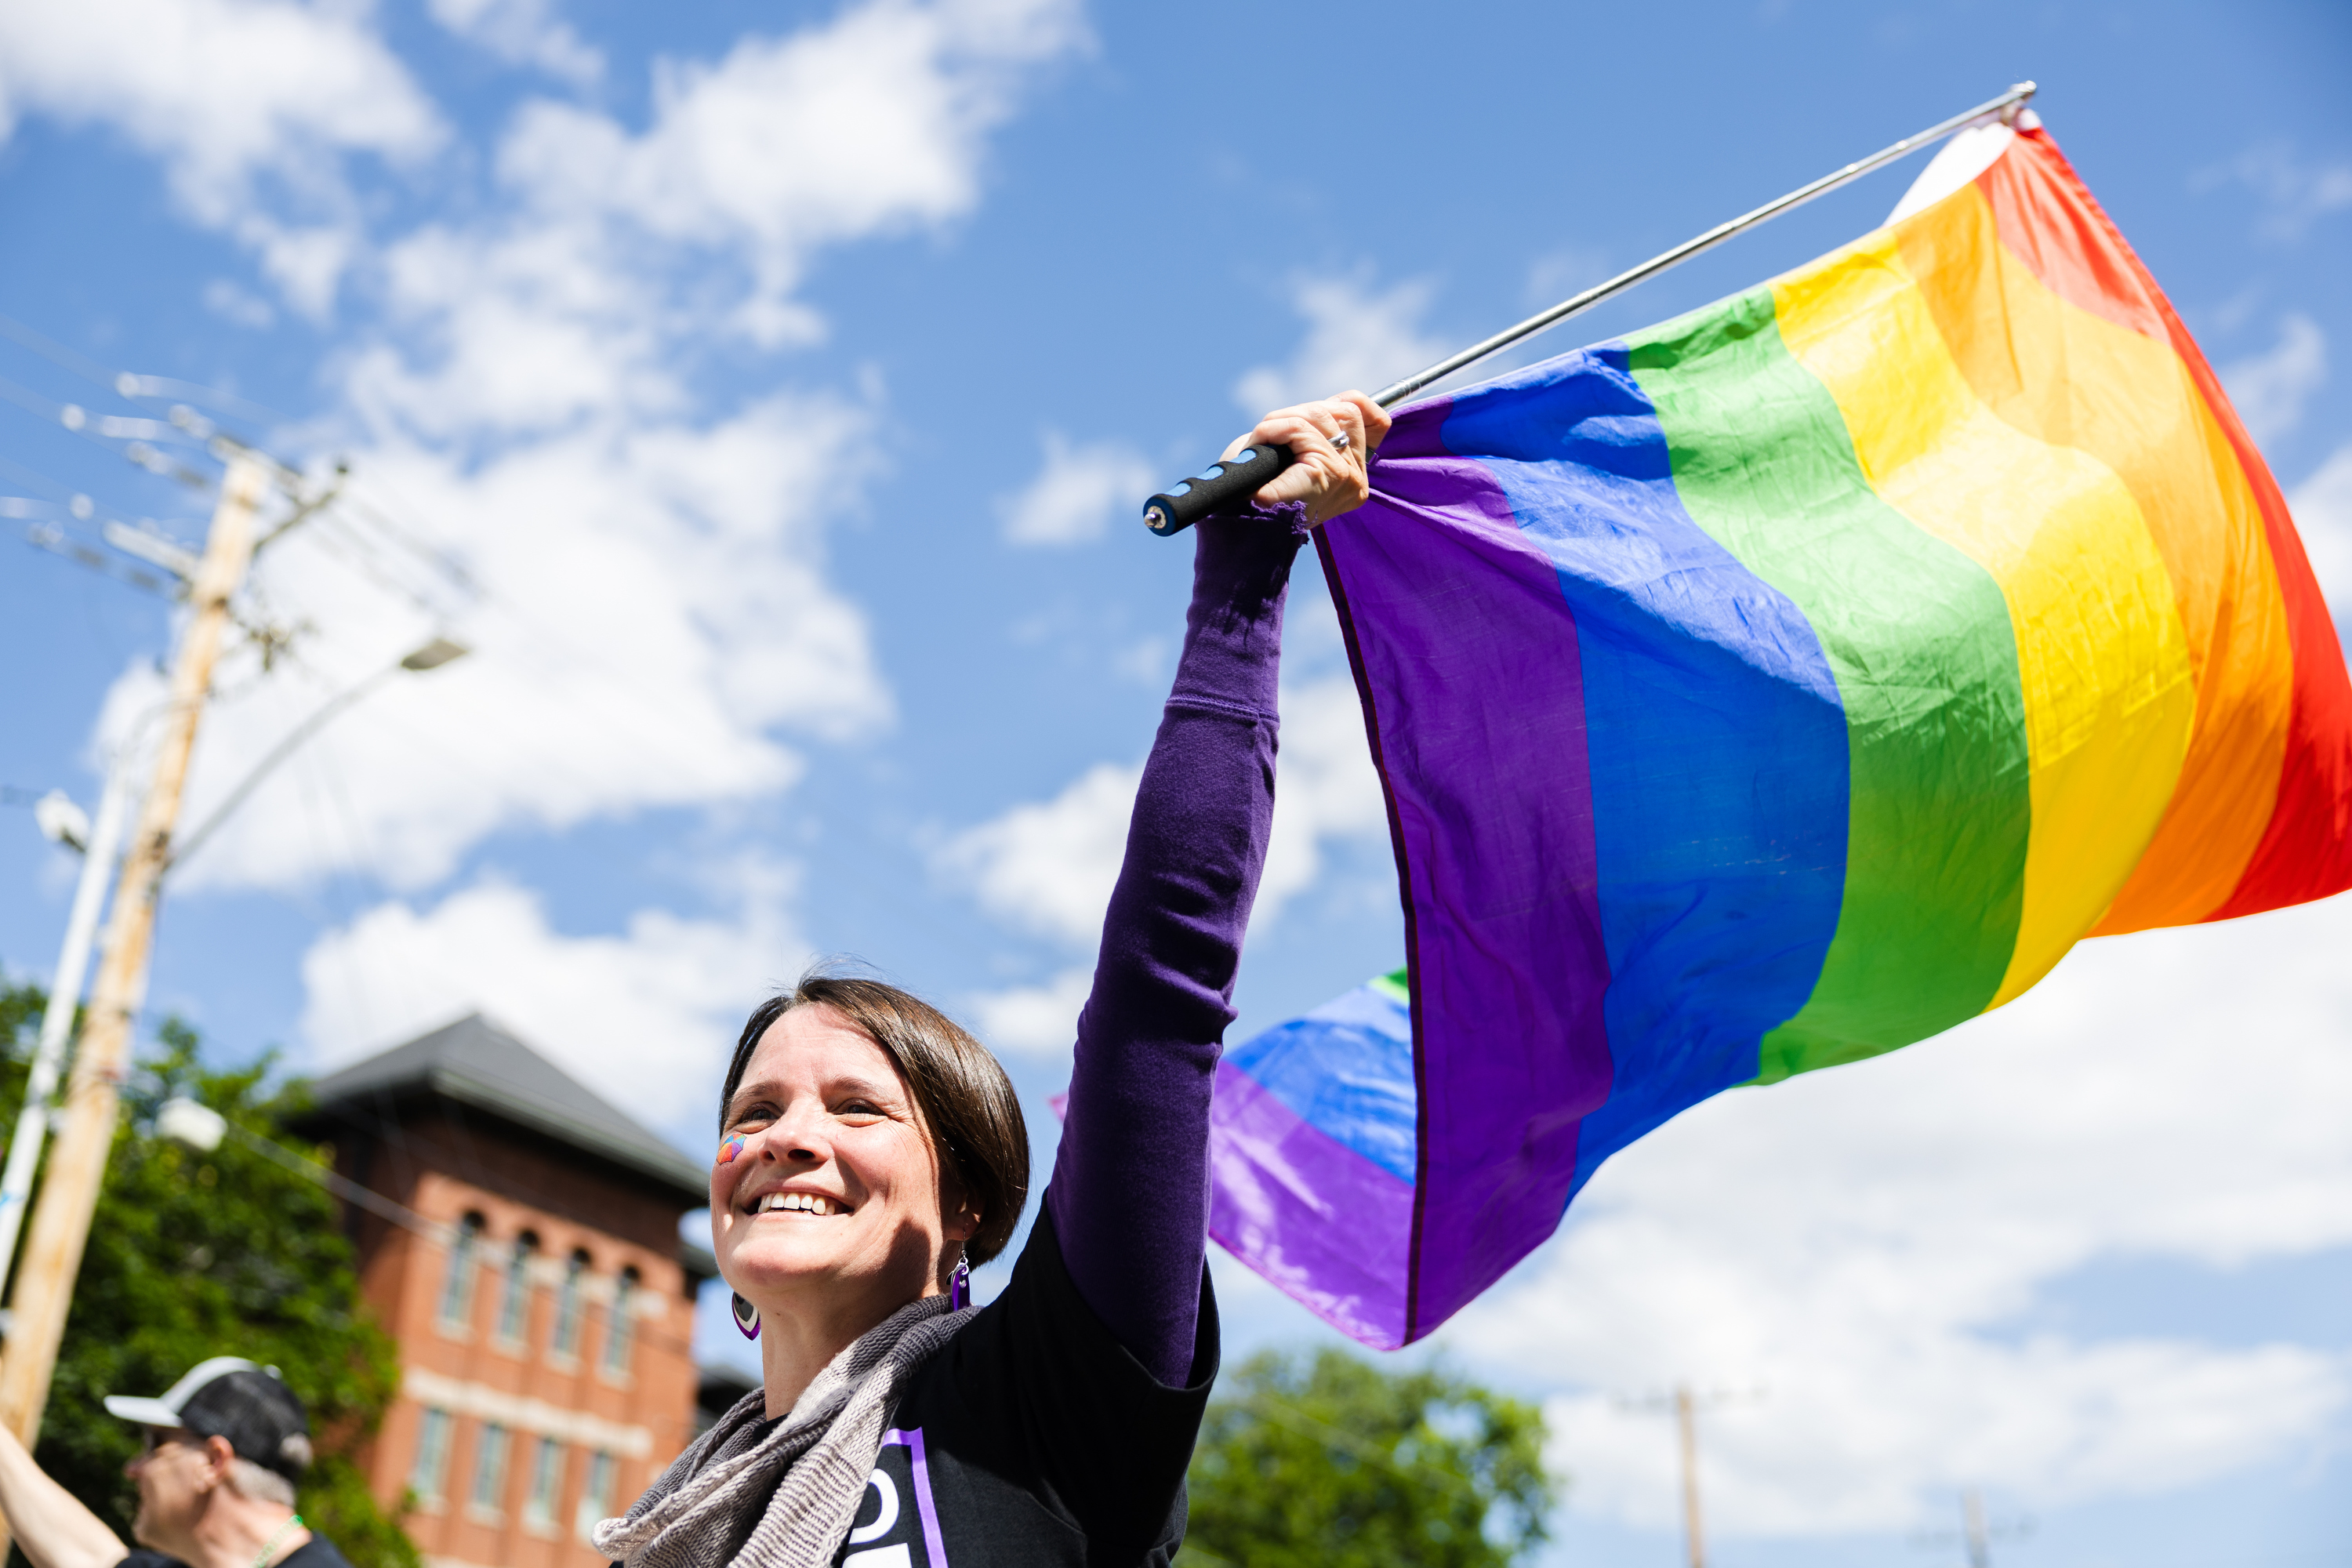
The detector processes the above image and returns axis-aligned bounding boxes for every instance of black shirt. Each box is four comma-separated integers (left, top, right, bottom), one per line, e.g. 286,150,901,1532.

633,1212,1215,1568
825,1210,1219,1566
612,1214,1218,1566
124,1530,353,1568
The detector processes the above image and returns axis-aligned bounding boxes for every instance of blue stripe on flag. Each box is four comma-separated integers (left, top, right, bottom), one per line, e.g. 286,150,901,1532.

1223,983,1417,1185
1440,345,1850,1197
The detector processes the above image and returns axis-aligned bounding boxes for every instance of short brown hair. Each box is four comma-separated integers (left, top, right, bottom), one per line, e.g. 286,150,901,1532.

721,969,1030,1267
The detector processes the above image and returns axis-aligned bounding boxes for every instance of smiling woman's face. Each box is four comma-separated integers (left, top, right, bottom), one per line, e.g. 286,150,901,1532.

711,1004,972,1326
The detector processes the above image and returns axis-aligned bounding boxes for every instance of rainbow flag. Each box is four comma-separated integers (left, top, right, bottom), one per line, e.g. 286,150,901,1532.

1207,120,2352,1351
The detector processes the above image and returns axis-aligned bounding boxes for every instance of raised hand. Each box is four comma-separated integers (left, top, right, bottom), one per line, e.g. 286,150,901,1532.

1221,390,1392,527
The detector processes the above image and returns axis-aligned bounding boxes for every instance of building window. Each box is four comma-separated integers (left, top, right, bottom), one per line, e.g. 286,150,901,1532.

469,1421,510,1517
493,1232,538,1347
575,1450,617,1541
602,1266,640,1377
409,1407,455,1506
523,1436,565,1532
550,1249,590,1358
436,1212,485,1331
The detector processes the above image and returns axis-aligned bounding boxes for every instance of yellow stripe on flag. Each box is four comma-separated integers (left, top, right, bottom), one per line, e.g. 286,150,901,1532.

1893,185,2296,932
1773,231,2197,1007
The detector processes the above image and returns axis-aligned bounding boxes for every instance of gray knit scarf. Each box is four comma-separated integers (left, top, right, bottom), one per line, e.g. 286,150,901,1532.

593,1296,973,1568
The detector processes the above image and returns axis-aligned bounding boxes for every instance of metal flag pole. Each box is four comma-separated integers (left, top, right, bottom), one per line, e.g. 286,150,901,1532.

1142,80,2038,537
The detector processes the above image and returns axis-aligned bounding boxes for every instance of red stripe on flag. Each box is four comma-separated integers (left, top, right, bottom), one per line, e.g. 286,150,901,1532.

1978,128,2352,919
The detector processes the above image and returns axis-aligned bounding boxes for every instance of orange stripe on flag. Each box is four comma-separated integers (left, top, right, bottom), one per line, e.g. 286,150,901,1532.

1896,180,2293,931
1979,129,2352,920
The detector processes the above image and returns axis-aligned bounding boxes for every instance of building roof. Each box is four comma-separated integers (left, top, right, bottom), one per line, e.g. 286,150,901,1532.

308,1012,709,1204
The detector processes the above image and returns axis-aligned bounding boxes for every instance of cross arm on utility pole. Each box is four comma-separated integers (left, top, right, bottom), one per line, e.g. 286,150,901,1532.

1612,1382,1767,1568
1913,1489,2034,1568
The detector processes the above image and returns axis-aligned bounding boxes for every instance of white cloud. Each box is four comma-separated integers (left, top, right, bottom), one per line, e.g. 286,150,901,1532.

941,760,1142,949
492,0,1086,345
27,0,1138,1158
965,965,1094,1058
1437,894,2352,1535
336,0,1086,439
940,672,1380,950
225,0,1093,1173
166,393,888,892
1525,242,1611,307
347,216,679,438
0,0,444,315
1111,634,1172,687
939,668,1385,1058
129,0,1095,895
1257,674,1385,916
89,657,172,786
2198,141,2352,241
1234,274,1450,416
998,430,1156,546
426,0,603,88
202,278,277,330
2219,314,2327,445
299,874,804,1134
2289,442,2352,626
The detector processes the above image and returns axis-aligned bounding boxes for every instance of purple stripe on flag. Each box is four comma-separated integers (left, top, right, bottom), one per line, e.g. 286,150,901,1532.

1209,1060,1414,1349
1323,409,1616,1338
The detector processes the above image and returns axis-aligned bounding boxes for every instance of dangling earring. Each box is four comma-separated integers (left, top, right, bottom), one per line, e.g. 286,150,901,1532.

731,1291,760,1340
949,1251,971,1311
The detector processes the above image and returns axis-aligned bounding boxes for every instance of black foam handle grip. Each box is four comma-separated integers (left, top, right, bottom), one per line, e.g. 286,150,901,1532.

1141,442,1296,537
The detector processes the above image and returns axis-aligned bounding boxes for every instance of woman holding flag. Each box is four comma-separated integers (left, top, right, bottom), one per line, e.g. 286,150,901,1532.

593,390,1389,1568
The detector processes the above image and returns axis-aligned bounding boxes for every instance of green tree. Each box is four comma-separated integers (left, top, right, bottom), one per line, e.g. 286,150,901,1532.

1179,1347,1559,1568
0,993,419,1568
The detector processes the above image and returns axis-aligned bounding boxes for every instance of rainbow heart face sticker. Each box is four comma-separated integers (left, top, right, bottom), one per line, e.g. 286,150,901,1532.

717,1134,748,1166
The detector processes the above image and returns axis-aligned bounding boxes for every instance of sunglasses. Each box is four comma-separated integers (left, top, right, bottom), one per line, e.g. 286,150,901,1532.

137,1428,195,1458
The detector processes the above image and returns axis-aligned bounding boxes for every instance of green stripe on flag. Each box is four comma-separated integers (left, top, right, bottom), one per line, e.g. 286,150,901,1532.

1624,288,2031,1081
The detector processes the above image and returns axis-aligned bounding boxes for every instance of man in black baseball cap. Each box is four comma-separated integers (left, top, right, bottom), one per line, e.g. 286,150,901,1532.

0,1356,352,1568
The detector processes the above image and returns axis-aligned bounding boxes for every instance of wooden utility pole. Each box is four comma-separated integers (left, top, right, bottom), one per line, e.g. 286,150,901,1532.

0,456,267,1467
1675,1384,1706,1568
1962,1488,1991,1568
1621,1381,1756,1568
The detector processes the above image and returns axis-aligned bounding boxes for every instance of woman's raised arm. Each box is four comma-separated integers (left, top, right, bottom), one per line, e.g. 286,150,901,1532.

1040,392,1388,1386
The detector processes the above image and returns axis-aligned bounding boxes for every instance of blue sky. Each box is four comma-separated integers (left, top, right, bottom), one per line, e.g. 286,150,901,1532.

1,1,2347,1563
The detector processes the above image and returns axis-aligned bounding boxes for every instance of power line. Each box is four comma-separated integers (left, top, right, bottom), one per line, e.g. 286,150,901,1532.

299,506,468,619
329,488,481,598
0,372,199,446
0,310,285,427
21,522,172,599
318,479,844,761
1914,1489,2032,1568
0,451,123,511
158,1106,704,1364
0,316,333,528
0,369,226,488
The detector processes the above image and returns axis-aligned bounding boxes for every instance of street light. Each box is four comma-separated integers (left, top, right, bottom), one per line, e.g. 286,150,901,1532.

166,635,470,878
0,638,470,1308
154,1098,227,1155
400,637,468,672
31,792,90,854
0,751,139,1305
152,1094,448,1243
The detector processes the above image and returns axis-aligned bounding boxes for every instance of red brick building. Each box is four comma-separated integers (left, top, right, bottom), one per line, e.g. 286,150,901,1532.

304,1014,717,1568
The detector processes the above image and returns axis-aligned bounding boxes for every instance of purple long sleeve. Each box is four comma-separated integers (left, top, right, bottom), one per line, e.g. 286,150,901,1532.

1041,500,1308,1387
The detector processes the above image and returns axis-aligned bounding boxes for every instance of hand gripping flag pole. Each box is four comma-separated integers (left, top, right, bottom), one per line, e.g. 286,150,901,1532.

1141,80,2039,537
